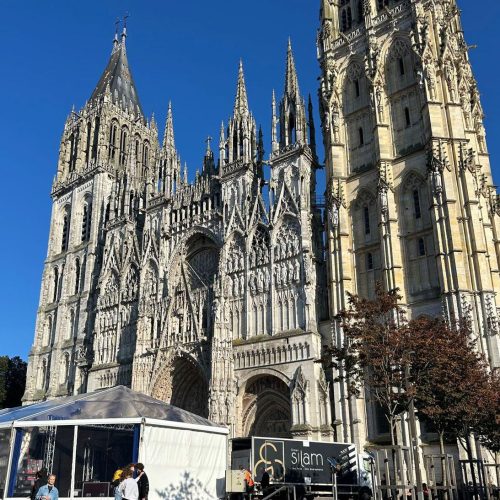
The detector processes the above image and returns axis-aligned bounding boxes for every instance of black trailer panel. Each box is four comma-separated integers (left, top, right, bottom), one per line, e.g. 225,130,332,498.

250,437,357,485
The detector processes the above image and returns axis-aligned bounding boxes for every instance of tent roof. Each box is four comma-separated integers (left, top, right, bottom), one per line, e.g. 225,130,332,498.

0,386,219,428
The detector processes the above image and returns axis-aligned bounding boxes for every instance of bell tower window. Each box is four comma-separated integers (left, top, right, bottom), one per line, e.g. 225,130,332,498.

358,127,364,146
418,238,426,257
413,189,421,219
143,144,149,169
69,132,77,172
81,202,92,242
53,267,59,303
357,0,363,23
399,57,405,76
364,206,371,235
405,107,411,128
367,252,374,270
339,1,352,32
354,79,360,98
61,212,70,252
85,122,92,166
92,117,100,160
119,128,128,166
74,258,81,294
108,122,118,160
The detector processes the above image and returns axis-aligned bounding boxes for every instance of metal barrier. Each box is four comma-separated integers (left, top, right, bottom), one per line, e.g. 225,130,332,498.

261,486,288,499
424,454,458,500
368,446,416,500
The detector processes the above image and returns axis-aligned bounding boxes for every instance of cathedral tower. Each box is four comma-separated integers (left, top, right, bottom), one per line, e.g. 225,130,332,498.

24,26,159,402
318,0,500,447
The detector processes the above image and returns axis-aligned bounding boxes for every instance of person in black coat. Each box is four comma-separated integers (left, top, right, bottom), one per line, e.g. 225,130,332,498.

260,470,270,496
31,468,48,500
135,463,149,500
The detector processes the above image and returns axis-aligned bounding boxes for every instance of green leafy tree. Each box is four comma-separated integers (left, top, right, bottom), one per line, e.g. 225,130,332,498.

0,356,27,409
0,356,8,407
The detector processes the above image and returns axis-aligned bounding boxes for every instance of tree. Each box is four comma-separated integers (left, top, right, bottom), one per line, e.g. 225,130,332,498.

323,285,413,445
0,356,27,409
476,369,500,455
408,317,495,455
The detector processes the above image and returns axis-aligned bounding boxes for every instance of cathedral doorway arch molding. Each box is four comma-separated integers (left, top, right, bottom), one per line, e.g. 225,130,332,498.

239,371,292,439
151,350,209,418
166,227,222,282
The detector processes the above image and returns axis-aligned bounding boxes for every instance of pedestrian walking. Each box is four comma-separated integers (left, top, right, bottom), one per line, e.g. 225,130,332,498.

31,468,48,500
35,474,58,500
135,464,149,500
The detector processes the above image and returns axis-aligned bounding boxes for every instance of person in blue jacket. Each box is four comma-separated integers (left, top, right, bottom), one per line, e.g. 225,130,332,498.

35,474,58,500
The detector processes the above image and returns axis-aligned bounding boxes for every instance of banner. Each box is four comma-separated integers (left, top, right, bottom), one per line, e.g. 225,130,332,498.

252,438,357,485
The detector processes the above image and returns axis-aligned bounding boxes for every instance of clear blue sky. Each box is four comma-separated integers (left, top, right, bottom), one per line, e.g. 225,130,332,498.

1,0,499,360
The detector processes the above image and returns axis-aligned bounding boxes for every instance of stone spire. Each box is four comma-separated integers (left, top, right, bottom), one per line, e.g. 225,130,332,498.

203,136,215,175
89,26,144,119
279,40,307,148
234,60,249,117
163,101,175,153
224,61,257,167
272,90,278,154
285,38,300,99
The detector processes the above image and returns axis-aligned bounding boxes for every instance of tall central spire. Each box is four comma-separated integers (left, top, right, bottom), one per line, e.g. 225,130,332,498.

234,60,249,117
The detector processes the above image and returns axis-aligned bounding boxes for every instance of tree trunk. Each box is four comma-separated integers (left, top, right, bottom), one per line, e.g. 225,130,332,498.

389,415,397,500
390,415,396,446
439,432,445,455
465,433,480,500
439,432,449,500
495,453,500,493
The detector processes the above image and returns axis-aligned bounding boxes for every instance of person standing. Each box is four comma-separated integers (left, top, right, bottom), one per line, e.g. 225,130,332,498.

35,474,58,500
135,464,149,500
239,466,254,499
31,468,48,500
260,470,270,496
111,466,124,500
118,469,143,500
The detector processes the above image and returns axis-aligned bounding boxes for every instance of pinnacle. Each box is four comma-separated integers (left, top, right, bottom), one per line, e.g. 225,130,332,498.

285,38,300,98
163,101,175,151
234,60,249,116
219,121,225,145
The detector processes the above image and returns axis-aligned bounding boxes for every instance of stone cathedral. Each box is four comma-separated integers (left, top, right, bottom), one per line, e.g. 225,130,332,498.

25,0,500,454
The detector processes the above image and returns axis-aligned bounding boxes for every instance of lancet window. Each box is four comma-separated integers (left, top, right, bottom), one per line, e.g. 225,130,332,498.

400,173,439,299
353,191,381,298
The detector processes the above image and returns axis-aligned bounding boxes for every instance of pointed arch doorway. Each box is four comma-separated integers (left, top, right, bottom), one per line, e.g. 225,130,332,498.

242,375,292,438
152,356,209,419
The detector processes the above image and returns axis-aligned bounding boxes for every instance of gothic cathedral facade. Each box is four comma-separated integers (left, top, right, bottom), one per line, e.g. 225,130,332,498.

25,0,500,452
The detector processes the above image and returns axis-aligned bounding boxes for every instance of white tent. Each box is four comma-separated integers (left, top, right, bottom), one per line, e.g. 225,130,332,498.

0,386,228,500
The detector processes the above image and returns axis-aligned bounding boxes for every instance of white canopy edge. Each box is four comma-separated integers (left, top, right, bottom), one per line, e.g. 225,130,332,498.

0,417,228,435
